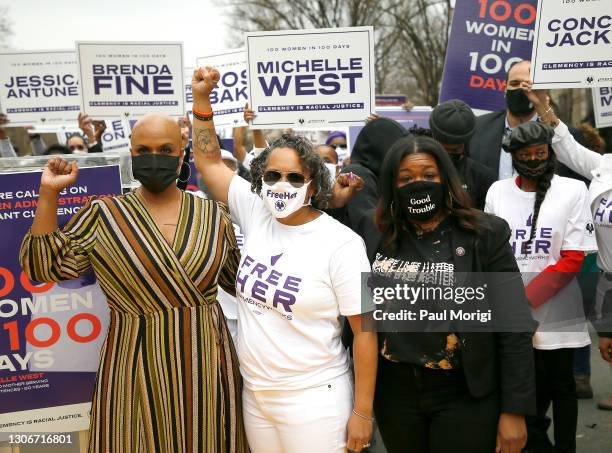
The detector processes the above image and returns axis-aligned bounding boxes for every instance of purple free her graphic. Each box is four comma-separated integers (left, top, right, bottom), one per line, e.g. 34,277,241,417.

237,253,302,313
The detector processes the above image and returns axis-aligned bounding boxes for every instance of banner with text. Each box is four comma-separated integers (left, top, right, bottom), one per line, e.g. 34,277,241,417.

439,0,537,112
0,165,121,433
593,87,612,129
77,42,185,118
245,27,375,129
55,119,131,152
531,0,612,89
0,50,80,126
196,50,248,128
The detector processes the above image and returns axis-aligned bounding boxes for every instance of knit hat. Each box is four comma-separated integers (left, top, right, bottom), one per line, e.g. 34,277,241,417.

502,122,554,153
325,130,347,145
429,99,476,144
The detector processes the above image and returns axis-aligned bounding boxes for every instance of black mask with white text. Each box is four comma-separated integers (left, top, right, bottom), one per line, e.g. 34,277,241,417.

396,181,445,222
132,154,180,193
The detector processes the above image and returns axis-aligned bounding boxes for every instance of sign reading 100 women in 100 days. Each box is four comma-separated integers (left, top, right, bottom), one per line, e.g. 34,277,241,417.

245,27,375,129
0,50,80,126
77,42,185,119
530,0,612,89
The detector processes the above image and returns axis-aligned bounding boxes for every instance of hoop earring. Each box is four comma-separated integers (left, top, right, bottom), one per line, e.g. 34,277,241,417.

177,161,191,183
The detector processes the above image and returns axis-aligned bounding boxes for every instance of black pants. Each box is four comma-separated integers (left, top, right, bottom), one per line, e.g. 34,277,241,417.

525,348,577,453
374,359,499,453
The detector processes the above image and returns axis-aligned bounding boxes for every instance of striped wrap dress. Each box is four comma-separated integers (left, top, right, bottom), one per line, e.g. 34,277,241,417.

20,191,249,453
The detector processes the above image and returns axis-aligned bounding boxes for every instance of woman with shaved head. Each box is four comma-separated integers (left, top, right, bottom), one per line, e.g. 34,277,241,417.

19,113,249,452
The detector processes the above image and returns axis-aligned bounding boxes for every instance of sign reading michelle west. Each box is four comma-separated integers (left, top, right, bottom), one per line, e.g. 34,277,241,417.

77,42,185,118
196,50,248,128
531,1,612,89
439,0,537,112
0,50,80,125
593,87,612,129
245,27,375,129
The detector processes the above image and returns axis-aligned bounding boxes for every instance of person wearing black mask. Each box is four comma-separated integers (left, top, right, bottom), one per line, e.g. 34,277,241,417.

429,99,496,209
20,112,249,452
349,134,536,453
469,60,586,182
485,122,596,453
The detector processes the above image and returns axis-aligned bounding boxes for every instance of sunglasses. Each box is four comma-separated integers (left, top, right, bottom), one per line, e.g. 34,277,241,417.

263,170,307,188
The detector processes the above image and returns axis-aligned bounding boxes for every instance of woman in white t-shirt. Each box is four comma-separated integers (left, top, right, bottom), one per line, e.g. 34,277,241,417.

485,122,597,453
189,66,378,453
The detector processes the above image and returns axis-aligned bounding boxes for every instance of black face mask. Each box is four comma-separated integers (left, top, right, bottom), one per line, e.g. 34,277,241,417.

512,156,551,179
505,89,535,116
132,154,180,193
396,181,445,222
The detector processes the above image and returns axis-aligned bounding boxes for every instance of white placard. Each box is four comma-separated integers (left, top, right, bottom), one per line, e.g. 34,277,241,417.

77,41,185,118
185,66,194,115
245,27,375,129
531,1,612,89
55,118,132,152
196,49,248,128
593,87,612,129
0,50,80,126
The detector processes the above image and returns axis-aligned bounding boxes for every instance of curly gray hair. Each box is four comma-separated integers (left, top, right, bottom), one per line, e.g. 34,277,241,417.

250,134,332,209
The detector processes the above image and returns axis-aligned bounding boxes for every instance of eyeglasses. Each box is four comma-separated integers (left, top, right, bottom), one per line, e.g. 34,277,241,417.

263,170,307,188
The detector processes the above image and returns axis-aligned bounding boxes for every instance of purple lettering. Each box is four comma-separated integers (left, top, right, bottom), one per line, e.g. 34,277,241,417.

251,280,268,303
284,276,302,292
236,269,249,293
251,263,268,278
93,76,113,95
295,74,316,95
266,270,282,286
273,290,296,312
259,76,292,96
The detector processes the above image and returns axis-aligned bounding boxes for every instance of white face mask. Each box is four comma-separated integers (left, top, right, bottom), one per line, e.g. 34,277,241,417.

324,163,338,185
261,180,311,218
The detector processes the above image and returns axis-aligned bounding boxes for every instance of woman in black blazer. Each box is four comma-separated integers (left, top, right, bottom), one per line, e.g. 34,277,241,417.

354,135,536,453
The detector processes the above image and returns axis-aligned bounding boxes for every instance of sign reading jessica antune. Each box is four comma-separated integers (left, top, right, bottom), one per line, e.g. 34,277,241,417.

593,87,612,129
0,50,80,126
439,0,537,112
245,27,375,129
531,0,612,89
196,49,248,128
77,42,185,118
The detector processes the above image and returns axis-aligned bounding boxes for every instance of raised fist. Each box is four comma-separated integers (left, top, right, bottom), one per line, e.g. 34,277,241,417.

40,157,79,193
192,66,220,102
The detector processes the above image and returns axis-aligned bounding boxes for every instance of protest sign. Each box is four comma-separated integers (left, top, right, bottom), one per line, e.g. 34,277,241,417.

196,50,248,128
375,94,407,107
593,87,612,129
77,42,185,118
347,107,432,154
0,50,80,126
55,119,131,152
0,165,121,433
185,66,194,117
245,27,375,129
439,0,537,112
531,1,612,89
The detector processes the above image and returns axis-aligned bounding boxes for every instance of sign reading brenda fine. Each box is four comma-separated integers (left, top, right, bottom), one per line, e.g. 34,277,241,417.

77,42,185,119
439,0,537,112
0,50,80,126
593,87,612,129
531,0,612,89
0,165,122,433
245,27,375,129
196,49,248,128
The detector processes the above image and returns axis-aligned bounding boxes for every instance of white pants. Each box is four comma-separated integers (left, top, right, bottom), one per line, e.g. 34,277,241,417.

243,372,353,453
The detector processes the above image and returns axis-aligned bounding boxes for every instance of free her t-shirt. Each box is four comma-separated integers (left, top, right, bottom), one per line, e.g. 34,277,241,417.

228,175,373,390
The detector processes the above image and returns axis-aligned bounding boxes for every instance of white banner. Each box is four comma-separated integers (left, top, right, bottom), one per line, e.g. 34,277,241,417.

55,118,131,152
196,49,248,128
77,42,185,118
185,66,194,116
0,50,80,126
531,1,612,89
245,27,375,129
593,87,612,129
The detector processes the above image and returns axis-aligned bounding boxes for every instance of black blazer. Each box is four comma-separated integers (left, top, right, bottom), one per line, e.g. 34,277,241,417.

469,110,588,183
357,212,537,416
